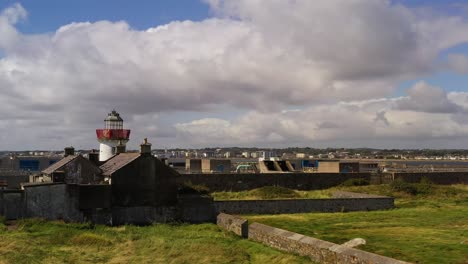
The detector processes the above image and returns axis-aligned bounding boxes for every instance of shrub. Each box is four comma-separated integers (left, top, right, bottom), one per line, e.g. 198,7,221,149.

390,178,418,195
415,177,433,195
341,178,370,186
390,177,433,196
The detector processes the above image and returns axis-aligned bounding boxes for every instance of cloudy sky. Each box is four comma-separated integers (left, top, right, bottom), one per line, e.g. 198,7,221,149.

1,0,468,150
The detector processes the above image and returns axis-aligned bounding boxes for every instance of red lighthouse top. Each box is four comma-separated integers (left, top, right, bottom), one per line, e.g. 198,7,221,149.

96,110,131,142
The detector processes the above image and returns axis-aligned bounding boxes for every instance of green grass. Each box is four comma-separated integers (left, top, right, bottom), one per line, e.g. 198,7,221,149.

0,219,311,264
243,184,468,264
212,186,331,200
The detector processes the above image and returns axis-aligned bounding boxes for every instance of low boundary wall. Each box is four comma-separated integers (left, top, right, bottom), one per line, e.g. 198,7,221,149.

215,191,394,215
217,213,248,238
248,222,410,264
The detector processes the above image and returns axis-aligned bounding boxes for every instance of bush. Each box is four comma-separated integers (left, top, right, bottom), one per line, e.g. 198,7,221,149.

390,178,418,195
341,178,370,186
416,177,433,195
390,177,433,195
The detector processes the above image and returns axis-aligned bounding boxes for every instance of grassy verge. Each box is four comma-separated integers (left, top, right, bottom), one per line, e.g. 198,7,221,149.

212,186,331,200
0,220,311,264
243,184,468,264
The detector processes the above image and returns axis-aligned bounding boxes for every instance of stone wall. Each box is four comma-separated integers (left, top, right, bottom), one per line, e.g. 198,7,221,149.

23,183,84,222
332,191,389,198
177,173,372,191
248,222,410,264
177,194,216,223
111,206,176,225
216,213,248,238
215,193,394,215
0,190,24,220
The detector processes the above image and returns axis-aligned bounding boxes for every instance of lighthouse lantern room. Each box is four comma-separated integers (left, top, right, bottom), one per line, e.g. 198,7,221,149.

96,110,131,161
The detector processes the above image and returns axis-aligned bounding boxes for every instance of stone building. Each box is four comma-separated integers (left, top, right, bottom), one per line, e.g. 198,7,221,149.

40,154,102,184
100,141,178,207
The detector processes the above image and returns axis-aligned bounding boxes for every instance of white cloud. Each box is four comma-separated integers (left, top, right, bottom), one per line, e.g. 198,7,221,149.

394,81,462,113
447,53,468,74
1,2,468,149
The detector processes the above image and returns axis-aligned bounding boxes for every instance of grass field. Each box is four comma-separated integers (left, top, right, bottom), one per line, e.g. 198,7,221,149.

242,184,468,264
0,219,311,264
1,183,466,264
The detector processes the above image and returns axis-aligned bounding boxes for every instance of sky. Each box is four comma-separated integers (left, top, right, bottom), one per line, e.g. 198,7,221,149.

1,0,468,150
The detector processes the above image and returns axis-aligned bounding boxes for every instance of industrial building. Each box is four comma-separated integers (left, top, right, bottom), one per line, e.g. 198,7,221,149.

317,161,360,173
186,159,231,173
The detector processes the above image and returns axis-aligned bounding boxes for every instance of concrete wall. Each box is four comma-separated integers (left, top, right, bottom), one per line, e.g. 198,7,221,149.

248,222,410,264
215,196,394,215
176,173,372,191
0,175,30,189
0,190,24,220
216,213,248,238
23,183,84,222
186,159,202,173
111,206,176,225
177,194,216,223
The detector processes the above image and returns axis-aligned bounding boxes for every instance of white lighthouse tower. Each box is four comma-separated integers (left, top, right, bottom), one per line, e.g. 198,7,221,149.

96,110,131,161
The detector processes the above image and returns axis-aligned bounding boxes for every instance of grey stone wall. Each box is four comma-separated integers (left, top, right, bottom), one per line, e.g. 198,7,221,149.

332,191,389,198
177,173,372,191
111,206,176,225
216,213,248,238
248,222,410,264
23,183,84,222
0,190,24,220
215,196,394,215
177,194,216,223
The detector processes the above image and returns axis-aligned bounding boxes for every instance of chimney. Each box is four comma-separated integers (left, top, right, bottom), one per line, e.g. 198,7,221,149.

64,146,75,157
88,149,100,165
116,141,126,154
140,138,152,155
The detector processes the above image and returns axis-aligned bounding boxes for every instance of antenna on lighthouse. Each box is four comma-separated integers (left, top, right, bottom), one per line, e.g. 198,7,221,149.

96,110,131,161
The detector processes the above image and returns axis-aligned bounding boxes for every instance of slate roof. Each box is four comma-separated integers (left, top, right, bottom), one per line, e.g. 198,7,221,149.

100,153,140,176
42,155,79,175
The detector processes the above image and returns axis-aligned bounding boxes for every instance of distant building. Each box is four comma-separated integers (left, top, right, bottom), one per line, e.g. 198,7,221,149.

201,159,231,173
185,158,231,173
317,161,360,173
0,154,60,173
359,162,380,173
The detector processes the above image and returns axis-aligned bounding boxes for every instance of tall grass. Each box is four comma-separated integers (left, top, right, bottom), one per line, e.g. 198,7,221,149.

245,184,468,264
0,220,311,264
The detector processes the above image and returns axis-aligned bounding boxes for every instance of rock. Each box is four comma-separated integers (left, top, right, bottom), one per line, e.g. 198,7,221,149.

341,238,366,248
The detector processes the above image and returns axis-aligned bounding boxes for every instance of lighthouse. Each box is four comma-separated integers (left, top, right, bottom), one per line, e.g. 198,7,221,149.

96,110,131,161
